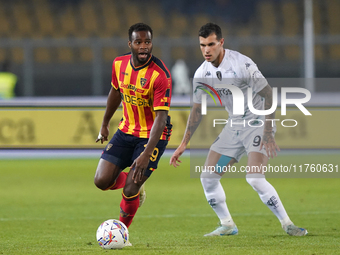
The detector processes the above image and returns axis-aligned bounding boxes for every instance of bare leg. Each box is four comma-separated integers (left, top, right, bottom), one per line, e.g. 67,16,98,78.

94,159,121,190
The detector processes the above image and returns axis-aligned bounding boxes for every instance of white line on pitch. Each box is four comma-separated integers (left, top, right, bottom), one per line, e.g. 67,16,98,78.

0,210,339,222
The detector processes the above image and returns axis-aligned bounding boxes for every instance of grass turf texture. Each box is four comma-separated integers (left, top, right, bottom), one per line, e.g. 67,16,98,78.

0,154,339,254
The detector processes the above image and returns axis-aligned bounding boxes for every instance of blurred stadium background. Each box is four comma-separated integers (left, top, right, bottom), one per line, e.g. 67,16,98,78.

0,0,339,97
1,3,339,254
0,0,339,151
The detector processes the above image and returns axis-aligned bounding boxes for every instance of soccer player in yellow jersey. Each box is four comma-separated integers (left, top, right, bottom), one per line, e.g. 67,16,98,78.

94,23,172,245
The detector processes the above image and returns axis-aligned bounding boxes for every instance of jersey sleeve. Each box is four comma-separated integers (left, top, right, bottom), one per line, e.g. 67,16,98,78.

153,74,172,111
111,60,119,90
192,67,204,104
243,59,268,94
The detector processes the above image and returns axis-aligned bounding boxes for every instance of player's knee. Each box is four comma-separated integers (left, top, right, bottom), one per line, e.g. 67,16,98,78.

200,171,220,193
122,184,139,198
94,176,109,190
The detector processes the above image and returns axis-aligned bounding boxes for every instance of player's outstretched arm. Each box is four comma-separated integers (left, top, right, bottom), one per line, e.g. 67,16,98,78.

170,103,202,167
257,84,280,158
96,87,121,144
131,110,168,183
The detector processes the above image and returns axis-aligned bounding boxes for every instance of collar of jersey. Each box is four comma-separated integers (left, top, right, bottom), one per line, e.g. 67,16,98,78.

130,55,153,71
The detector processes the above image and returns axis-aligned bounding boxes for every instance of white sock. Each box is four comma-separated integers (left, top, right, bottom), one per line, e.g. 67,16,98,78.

220,216,235,226
246,174,289,222
280,216,293,228
201,171,233,225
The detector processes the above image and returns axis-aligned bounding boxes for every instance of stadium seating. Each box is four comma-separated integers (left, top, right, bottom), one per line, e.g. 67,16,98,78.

281,1,300,61
327,0,340,59
0,3,11,38
11,1,33,39
313,0,325,61
99,0,121,38
145,3,166,37
0,0,339,65
257,1,279,61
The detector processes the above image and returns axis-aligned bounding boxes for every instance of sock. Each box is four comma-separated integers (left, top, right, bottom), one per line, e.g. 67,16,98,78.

246,174,289,222
201,171,233,225
220,215,234,226
280,216,293,228
107,172,128,190
119,192,139,228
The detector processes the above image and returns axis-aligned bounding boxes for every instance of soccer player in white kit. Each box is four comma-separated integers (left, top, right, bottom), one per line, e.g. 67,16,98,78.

170,23,307,236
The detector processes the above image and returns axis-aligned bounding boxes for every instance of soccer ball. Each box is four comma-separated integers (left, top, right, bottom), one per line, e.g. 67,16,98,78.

96,219,129,249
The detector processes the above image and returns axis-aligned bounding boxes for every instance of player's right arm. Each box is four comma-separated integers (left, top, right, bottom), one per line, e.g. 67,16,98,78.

96,87,121,144
170,102,202,167
257,84,280,158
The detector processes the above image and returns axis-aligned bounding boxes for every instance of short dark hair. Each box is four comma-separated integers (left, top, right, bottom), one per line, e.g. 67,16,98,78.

128,23,153,41
198,23,222,40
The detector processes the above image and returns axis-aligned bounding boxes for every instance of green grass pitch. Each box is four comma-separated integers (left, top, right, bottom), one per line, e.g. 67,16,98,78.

0,153,339,254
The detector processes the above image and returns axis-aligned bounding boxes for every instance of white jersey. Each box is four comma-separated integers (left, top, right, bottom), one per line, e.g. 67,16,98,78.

193,49,268,125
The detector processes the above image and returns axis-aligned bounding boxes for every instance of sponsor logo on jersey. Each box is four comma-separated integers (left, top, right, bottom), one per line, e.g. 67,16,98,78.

120,82,145,93
120,93,152,107
216,88,232,97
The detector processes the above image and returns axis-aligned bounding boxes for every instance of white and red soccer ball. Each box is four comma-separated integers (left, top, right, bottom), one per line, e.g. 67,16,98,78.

96,219,129,249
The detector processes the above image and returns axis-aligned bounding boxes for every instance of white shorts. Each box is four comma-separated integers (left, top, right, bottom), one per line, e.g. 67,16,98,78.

210,124,275,162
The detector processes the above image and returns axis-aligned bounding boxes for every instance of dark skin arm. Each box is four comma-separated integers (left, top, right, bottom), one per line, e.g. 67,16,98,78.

95,87,122,144
257,84,280,158
131,110,168,183
170,103,202,167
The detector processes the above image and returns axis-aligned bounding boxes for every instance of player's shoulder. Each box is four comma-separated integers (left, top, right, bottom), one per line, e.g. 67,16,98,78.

225,49,260,75
151,55,171,79
113,52,131,62
194,61,210,78
226,49,254,66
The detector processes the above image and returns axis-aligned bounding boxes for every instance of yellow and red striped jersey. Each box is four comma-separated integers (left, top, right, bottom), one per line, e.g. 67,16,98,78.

111,53,172,140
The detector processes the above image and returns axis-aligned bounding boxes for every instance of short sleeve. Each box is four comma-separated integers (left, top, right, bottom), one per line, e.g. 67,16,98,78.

244,60,268,94
111,60,119,90
192,68,204,104
153,75,172,111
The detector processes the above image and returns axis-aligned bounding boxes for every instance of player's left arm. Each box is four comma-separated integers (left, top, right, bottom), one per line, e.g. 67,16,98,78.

131,74,171,183
257,84,280,158
131,110,168,182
